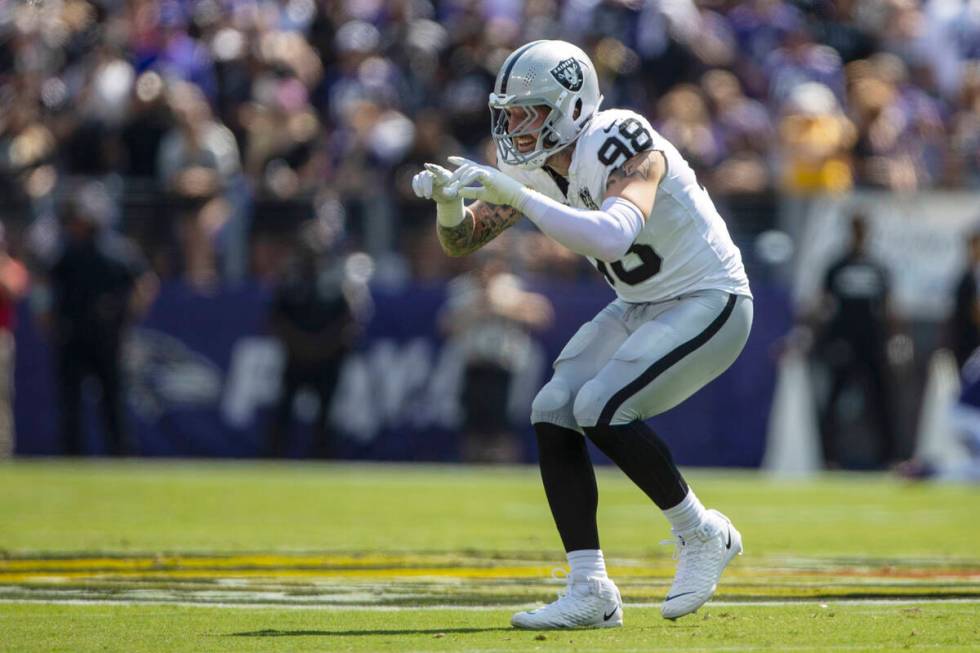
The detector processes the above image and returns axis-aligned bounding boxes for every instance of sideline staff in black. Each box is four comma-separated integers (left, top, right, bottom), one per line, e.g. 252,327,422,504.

815,213,897,468
267,222,356,458
43,183,157,455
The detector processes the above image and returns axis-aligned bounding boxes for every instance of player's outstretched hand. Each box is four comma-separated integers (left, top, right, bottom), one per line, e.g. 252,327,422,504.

446,157,529,208
412,163,459,204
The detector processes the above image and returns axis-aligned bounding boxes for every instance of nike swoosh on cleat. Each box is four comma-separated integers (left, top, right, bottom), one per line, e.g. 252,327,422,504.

725,526,732,550
664,591,696,602
603,607,619,621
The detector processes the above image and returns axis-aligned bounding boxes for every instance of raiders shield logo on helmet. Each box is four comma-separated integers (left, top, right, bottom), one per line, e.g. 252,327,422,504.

550,58,584,92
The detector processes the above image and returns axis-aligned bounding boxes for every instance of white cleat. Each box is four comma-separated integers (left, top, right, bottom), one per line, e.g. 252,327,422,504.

661,509,743,620
511,575,623,629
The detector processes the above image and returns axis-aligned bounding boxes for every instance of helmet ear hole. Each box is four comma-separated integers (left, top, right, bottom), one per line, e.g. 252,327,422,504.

573,99,582,120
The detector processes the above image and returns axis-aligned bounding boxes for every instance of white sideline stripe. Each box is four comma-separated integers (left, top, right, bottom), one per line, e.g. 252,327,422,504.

1,598,978,610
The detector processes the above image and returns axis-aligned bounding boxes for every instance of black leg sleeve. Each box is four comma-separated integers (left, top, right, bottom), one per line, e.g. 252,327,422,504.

584,421,689,510
534,422,600,552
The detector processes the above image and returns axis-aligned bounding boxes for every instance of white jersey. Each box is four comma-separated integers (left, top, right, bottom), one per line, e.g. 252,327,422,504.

499,109,751,303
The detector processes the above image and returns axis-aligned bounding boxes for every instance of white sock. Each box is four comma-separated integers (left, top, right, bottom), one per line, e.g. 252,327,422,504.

662,489,708,536
567,549,608,580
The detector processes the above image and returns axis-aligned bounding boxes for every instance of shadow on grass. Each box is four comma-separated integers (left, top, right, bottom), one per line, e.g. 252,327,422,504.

229,627,515,637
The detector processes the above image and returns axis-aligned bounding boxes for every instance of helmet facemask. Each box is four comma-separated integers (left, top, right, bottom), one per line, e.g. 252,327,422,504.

490,95,586,170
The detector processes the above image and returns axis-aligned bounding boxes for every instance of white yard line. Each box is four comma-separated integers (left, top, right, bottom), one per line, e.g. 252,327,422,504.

1,597,978,610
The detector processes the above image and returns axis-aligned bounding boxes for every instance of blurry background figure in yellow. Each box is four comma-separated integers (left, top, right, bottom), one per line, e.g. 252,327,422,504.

778,82,856,194
440,241,553,463
0,222,29,458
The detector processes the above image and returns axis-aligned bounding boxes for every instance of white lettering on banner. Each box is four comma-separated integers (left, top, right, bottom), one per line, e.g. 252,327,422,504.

331,337,546,444
331,338,459,443
329,355,374,439
421,340,466,429
221,337,285,428
792,192,980,320
211,335,546,441
374,339,434,423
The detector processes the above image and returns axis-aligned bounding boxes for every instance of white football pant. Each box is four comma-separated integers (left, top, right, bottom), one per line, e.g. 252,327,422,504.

531,290,753,430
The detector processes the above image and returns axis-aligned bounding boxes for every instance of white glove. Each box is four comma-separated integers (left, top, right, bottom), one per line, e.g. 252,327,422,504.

412,163,466,226
446,156,530,210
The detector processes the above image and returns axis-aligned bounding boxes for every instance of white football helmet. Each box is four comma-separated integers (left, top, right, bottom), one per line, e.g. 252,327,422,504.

489,40,603,170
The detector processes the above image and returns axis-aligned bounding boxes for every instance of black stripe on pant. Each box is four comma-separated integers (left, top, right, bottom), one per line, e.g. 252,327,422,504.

597,293,738,426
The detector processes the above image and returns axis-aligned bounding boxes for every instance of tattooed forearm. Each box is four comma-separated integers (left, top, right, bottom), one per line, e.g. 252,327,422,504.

605,150,661,191
437,201,522,257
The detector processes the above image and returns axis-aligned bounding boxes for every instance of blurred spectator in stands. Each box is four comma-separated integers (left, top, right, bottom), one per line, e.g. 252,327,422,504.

807,0,877,64
777,82,856,194
151,2,218,101
267,220,356,459
393,109,463,264
727,0,806,98
950,63,980,187
655,84,726,182
0,222,29,458
440,242,553,462
848,54,946,190
0,97,57,193
40,183,158,456
876,0,965,101
702,69,773,157
0,0,976,297
589,37,644,109
439,35,498,151
119,71,172,179
700,69,772,193
331,95,414,255
241,77,325,200
627,0,735,99
238,16,325,177
848,66,909,189
879,53,947,187
947,230,980,370
158,81,242,290
810,213,898,469
59,45,135,176
1,89,57,221
765,22,846,109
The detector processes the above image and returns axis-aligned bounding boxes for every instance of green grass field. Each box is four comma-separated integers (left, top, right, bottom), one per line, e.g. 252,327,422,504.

1,460,978,652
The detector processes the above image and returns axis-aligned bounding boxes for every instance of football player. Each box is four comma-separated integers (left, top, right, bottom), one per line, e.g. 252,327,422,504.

413,40,753,629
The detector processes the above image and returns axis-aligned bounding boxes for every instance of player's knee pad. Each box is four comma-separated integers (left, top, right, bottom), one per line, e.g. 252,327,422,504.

530,379,576,428
573,379,612,429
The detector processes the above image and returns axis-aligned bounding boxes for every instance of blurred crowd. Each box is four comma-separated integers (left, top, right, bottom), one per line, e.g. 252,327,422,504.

0,0,977,287
0,0,978,463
